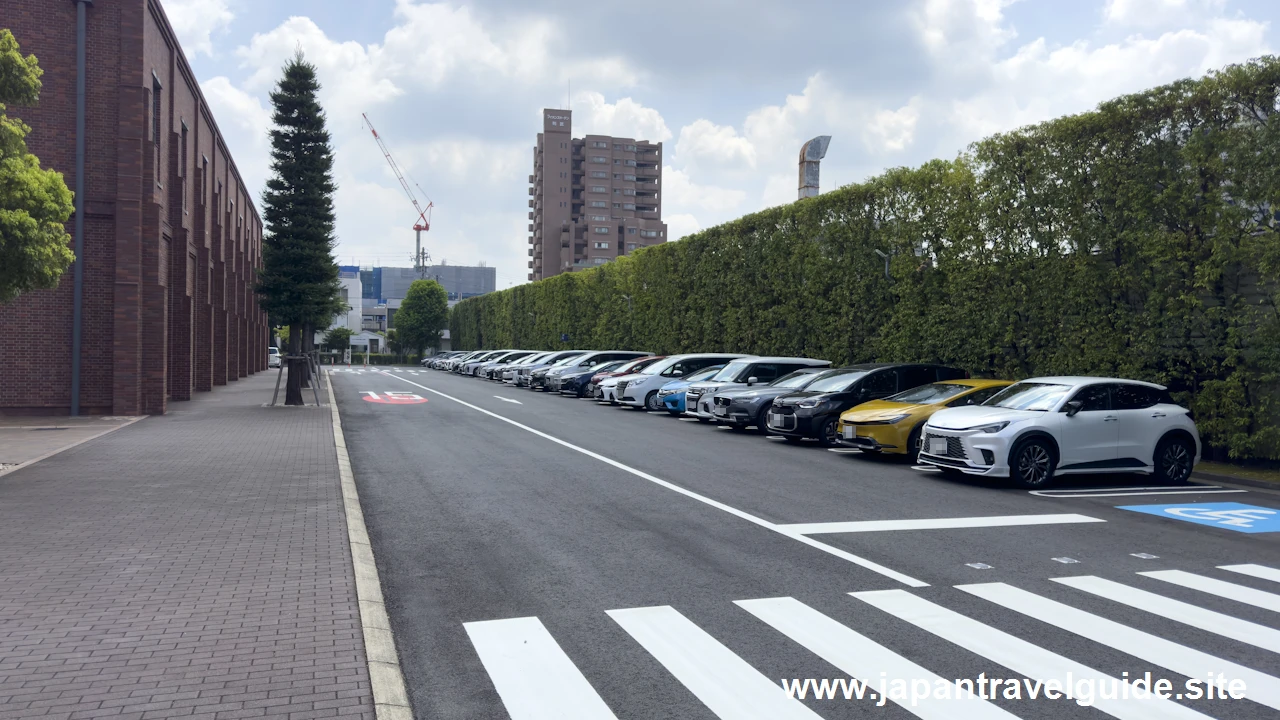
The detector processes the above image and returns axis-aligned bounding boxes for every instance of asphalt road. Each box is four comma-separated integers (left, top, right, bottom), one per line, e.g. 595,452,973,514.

333,366,1280,720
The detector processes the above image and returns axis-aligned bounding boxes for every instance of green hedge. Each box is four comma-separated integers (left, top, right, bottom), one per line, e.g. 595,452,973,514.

453,57,1280,460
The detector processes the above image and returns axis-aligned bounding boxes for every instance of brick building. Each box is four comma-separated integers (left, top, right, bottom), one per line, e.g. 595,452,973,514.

529,109,667,280
0,0,268,415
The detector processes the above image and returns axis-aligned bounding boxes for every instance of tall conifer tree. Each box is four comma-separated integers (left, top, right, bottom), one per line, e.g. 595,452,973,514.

256,52,342,404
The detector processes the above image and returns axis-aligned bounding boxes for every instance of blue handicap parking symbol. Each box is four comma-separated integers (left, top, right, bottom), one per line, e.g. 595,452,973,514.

1118,502,1280,533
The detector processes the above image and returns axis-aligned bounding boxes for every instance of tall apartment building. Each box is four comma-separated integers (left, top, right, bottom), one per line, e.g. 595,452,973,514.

529,109,667,280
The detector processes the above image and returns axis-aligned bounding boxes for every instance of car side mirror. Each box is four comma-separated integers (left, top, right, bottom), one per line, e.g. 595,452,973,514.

672,369,684,377
1064,400,1083,417
747,376,759,386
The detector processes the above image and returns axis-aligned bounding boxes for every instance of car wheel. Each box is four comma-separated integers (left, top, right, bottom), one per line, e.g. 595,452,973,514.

1010,438,1056,489
906,425,923,463
756,410,771,433
1154,436,1195,484
818,418,840,447
645,391,661,411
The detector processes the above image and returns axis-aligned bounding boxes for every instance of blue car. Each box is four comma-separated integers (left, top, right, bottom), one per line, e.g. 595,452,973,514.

657,365,726,414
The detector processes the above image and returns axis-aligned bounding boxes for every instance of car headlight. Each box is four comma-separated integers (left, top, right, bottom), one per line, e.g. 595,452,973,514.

797,397,826,409
879,414,911,424
974,421,1010,434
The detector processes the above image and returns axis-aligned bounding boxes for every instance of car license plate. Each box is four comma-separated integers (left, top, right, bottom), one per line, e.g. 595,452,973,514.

843,426,854,439
713,406,727,416
930,438,948,455
768,413,782,426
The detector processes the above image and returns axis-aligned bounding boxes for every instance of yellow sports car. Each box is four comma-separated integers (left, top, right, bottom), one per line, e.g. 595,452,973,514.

837,379,1012,460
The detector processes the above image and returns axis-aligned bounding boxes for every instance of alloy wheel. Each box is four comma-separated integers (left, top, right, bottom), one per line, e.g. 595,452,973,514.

1017,444,1052,486
1160,442,1192,483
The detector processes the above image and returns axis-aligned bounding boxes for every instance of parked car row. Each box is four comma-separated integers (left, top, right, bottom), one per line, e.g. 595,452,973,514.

426,349,1202,488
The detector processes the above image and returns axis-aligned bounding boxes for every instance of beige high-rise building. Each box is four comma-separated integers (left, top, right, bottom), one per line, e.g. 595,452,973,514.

528,109,667,280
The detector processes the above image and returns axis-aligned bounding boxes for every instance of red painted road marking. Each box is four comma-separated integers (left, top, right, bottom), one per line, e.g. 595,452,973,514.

361,391,427,404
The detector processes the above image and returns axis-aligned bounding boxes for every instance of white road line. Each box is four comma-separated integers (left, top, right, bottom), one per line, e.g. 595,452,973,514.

854,589,1210,720
1220,564,1280,584
607,606,821,720
1029,485,1245,498
494,396,523,405
464,616,618,720
737,597,1017,719
779,514,1104,535
1053,575,1280,654
1140,570,1280,612
961,581,1280,712
373,371,927,587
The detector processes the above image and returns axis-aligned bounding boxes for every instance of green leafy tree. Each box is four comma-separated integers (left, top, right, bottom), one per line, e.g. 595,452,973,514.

0,29,74,304
395,279,449,355
322,326,353,351
254,52,343,404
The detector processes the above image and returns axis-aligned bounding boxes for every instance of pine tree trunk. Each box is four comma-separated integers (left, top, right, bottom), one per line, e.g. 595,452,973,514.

285,323,304,406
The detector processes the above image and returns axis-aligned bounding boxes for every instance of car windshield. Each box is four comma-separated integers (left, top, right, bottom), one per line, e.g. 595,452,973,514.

985,382,1072,411
551,354,585,366
268,348,279,355
803,370,869,394
588,361,624,373
771,370,820,389
887,383,970,404
642,357,681,375
685,365,725,382
710,360,752,382
614,357,656,374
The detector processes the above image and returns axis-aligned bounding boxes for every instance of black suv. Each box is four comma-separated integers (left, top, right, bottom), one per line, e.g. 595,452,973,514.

765,363,967,446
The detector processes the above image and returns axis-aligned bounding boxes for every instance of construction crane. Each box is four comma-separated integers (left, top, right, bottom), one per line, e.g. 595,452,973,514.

361,113,434,278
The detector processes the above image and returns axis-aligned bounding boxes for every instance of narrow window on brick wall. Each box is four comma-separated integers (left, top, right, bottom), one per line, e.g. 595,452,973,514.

180,123,188,211
152,76,162,184
202,159,208,206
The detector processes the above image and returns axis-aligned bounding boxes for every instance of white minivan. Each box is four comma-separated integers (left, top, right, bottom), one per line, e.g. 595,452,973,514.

268,346,281,368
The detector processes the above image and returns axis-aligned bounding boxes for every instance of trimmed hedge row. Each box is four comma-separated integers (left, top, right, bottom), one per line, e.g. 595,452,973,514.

452,58,1280,460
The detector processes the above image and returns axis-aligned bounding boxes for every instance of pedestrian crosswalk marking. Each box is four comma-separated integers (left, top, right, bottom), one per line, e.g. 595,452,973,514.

607,605,822,719
1220,563,1280,584
853,588,1211,720
1053,575,1280,654
960,582,1280,711
737,597,1017,719
464,616,618,720
1140,569,1280,613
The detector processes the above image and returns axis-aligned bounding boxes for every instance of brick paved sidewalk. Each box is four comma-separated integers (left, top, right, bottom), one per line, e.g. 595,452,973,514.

0,373,375,720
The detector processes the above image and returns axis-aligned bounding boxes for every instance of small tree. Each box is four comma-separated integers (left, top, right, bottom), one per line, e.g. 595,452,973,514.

395,279,449,356
0,29,74,304
323,326,353,351
255,52,343,404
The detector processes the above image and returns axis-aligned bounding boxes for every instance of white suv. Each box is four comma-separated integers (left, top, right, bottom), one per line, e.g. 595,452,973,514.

268,346,281,368
919,377,1200,488
615,354,753,410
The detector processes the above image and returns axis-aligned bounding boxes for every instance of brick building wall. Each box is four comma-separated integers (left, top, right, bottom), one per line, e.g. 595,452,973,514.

0,0,267,415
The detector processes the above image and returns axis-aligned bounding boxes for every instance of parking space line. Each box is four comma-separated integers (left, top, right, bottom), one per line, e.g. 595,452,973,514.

778,513,1104,535
372,371,928,588
1030,486,1245,498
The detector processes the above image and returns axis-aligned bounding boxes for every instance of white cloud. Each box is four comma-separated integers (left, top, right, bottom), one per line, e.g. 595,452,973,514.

572,92,672,142
662,166,745,214
1102,0,1225,28
199,76,272,193
675,119,756,169
863,100,921,152
163,0,234,57
665,214,702,242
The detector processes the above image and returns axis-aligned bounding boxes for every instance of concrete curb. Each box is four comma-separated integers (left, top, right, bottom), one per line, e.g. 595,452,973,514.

0,416,145,479
1192,470,1280,493
327,372,414,720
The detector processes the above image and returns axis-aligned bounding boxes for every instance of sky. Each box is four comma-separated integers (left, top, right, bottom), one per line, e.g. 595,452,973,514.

166,0,1277,290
